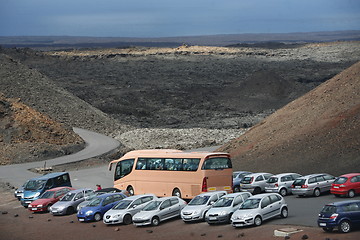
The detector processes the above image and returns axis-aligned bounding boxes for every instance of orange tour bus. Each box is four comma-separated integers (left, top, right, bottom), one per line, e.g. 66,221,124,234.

108,149,233,199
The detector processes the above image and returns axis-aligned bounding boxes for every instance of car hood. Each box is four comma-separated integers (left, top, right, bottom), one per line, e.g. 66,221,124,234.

52,200,73,208
78,206,100,214
30,198,53,206
23,191,40,198
105,208,127,216
182,205,206,212
207,206,234,215
232,209,257,218
133,211,156,219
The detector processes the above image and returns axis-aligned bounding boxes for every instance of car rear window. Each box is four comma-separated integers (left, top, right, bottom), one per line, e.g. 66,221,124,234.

321,205,337,214
241,177,253,184
334,177,348,184
267,177,278,183
293,179,305,186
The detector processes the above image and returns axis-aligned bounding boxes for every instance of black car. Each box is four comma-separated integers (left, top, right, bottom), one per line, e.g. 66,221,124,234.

318,200,360,233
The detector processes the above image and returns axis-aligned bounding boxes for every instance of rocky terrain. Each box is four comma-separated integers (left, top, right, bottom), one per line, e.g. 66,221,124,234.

0,40,359,165
219,61,360,176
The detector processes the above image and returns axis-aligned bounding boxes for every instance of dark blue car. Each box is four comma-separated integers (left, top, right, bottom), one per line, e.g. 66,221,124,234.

318,200,360,233
77,192,127,222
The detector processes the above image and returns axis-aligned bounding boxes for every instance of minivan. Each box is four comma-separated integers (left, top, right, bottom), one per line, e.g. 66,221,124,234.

20,172,72,207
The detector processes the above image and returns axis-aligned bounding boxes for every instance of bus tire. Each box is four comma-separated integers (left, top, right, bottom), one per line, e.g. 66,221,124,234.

127,186,134,196
172,188,181,198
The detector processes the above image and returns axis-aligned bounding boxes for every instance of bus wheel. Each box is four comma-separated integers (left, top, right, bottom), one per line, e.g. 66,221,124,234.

127,186,134,196
172,188,182,198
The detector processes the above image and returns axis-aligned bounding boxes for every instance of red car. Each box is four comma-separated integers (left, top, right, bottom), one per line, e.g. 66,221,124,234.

331,173,360,198
28,187,74,212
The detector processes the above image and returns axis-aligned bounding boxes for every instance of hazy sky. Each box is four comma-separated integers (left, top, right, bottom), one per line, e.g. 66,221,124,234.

1,0,359,37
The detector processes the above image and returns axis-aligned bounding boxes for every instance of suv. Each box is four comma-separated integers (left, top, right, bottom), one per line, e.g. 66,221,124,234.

240,173,273,194
318,200,360,233
265,173,302,196
291,173,335,197
233,171,252,193
331,173,360,198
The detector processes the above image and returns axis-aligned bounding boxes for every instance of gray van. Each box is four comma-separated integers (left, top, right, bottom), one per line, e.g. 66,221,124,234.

20,172,72,207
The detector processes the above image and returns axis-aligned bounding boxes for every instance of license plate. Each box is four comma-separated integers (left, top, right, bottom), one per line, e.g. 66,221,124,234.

79,219,84,222
209,217,217,221
295,186,301,188
183,216,191,220
25,201,31,204
31,208,37,210
52,210,57,213
319,223,326,227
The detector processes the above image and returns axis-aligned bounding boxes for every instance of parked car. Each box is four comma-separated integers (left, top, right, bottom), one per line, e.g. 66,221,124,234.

77,192,127,222
181,191,227,222
14,181,28,200
233,171,252,193
231,193,288,227
331,173,360,198
28,187,74,213
240,173,273,194
103,194,157,225
132,196,187,226
291,173,336,197
205,192,252,224
265,173,302,196
318,200,360,233
20,172,72,207
50,188,94,215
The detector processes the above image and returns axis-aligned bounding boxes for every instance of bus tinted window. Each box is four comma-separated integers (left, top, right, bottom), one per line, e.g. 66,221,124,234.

115,159,135,181
202,157,232,170
136,158,200,171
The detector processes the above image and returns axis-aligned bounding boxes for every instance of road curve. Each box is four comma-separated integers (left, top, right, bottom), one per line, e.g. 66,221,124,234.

0,127,120,187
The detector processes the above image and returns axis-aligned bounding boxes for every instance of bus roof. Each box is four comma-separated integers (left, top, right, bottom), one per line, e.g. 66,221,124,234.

109,149,230,166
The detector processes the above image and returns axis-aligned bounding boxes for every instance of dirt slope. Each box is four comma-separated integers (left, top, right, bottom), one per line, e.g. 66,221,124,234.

218,61,360,176
0,94,83,165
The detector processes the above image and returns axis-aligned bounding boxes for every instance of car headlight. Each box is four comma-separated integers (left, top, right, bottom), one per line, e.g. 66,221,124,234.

34,192,41,198
220,211,227,216
85,210,94,216
57,206,65,210
37,205,43,208
28,204,33,208
114,214,123,219
243,213,253,218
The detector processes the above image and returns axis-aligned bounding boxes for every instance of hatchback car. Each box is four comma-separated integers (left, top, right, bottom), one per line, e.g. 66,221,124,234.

28,187,74,213
231,193,288,227
291,173,336,197
233,171,252,193
103,194,157,225
50,188,94,215
77,192,127,222
132,196,187,226
240,173,273,194
181,191,227,222
205,192,252,224
331,173,360,198
265,173,302,196
318,200,360,233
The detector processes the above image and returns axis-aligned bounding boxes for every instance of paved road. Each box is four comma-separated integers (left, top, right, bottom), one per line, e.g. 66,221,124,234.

0,127,120,188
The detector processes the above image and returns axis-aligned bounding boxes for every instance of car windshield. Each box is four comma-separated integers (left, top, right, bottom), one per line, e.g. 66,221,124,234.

334,177,347,184
39,191,55,199
88,198,102,207
321,205,337,214
24,180,47,190
143,201,161,211
60,193,75,201
240,199,260,209
293,179,305,186
213,197,234,207
267,177,278,183
113,200,132,210
188,196,210,205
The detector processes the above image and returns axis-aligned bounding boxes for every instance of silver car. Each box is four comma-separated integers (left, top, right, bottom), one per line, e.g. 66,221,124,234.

265,173,302,196
50,188,94,215
205,192,252,224
132,196,187,226
241,173,273,194
231,193,288,227
233,171,252,193
103,194,157,225
181,191,227,222
291,173,336,197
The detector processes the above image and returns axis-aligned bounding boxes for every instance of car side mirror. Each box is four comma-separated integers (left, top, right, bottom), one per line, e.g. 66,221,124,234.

209,201,215,205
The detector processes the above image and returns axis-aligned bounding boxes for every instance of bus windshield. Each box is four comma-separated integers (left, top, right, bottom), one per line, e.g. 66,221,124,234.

115,159,135,181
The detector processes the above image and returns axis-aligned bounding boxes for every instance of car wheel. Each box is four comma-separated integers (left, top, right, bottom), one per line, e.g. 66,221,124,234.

254,216,262,226
94,213,102,222
339,220,351,233
151,216,160,226
347,190,355,198
313,188,321,197
66,207,74,215
254,187,262,195
172,188,181,198
123,214,132,225
233,186,240,193
279,188,287,197
322,227,333,232
280,207,288,218
127,186,134,196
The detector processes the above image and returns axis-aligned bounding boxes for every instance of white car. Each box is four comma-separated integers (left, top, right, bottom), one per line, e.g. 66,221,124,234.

181,191,227,222
132,196,187,226
103,194,157,225
231,193,288,227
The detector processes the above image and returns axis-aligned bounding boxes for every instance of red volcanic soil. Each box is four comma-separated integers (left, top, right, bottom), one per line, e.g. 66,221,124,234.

219,61,360,176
